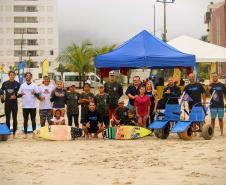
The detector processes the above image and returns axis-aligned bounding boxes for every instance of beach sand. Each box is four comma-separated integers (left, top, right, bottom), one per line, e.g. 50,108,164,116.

0,99,226,185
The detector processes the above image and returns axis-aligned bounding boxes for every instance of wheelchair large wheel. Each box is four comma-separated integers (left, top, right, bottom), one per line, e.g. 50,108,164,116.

201,124,213,140
179,126,192,140
0,135,9,141
154,124,170,139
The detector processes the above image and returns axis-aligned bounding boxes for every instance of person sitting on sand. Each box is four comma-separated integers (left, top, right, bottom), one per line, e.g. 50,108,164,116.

50,109,65,125
111,98,129,126
82,102,104,139
125,109,137,126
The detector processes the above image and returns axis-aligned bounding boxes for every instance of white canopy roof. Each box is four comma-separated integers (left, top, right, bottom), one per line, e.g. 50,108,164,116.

168,35,226,63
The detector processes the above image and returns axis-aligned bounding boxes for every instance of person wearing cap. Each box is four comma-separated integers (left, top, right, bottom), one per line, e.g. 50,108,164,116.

80,83,94,123
111,98,129,126
104,71,123,119
38,76,55,127
94,84,110,128
66,85,80,128
125,76,142,109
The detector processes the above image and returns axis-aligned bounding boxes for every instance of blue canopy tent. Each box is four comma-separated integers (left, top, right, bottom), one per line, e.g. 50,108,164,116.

95,30,196,69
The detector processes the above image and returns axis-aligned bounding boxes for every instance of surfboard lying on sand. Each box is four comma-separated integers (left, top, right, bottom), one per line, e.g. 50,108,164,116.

34,125,83,141
105,126,152,140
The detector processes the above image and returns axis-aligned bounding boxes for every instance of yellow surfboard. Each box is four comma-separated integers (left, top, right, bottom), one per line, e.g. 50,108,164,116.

105,126,152,140
34,125,82,141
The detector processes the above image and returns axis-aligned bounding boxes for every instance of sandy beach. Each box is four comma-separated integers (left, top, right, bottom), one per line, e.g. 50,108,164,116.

0,105,226,185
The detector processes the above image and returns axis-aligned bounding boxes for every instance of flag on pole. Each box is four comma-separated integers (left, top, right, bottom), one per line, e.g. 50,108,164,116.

42,59,49,77
18,61,25,84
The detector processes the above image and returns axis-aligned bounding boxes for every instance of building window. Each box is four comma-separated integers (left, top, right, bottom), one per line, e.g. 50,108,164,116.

14,50,26,57
27,17,38,23
14,28,25,34
26,6,38,12
14,5,25,12
14,39,23,45
27,50,38,56
27,39,38,45
27,28,38,34
50,50,54,55
14,17,26,23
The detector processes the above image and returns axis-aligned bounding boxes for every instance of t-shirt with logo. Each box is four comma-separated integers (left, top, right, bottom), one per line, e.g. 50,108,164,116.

209,82,226,108
83,110,102,128
39,84,55,110
51,88,67,109
1,80,20,104
184,83,206,109
94,93,110,116
113,107,129,125
134,95,151,116
80,92,94,114
104,81,123,109
66,92,80,114
18,82,39,108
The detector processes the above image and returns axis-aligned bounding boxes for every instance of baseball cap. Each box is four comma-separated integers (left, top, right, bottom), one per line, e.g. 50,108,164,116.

109,71,115,76
97,83,104,88
118,97,125,104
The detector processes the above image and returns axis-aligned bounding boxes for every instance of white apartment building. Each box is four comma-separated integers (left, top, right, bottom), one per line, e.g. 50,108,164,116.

0,0,59,79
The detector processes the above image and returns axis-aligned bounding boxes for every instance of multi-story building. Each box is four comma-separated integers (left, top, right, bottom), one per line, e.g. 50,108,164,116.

205,0,226,76
0,0,59,79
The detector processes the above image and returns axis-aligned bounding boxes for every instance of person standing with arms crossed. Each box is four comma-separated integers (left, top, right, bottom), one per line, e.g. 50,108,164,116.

1,71,20,138
126,76,142,109
209,73,226,136
104,71,123,119
18,72,39,138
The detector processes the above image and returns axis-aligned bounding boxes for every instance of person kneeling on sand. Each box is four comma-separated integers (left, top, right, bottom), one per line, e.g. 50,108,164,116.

125,109,137,126
50,109,65,125
82,102,104,139
111,98,129,126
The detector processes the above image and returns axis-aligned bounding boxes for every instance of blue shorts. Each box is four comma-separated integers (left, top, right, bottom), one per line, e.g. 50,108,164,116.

210,108,224,119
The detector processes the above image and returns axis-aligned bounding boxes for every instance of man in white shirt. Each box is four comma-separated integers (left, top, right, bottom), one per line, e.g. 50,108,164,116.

38,76,55,126
18,72,39,138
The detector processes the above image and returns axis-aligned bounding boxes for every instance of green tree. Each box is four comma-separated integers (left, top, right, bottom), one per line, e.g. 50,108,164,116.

58,40,94,88
55,63,70,80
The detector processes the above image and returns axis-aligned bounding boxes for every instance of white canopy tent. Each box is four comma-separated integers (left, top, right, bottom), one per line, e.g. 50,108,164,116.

168,35,226,62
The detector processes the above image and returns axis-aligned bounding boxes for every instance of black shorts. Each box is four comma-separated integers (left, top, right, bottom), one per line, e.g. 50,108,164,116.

88,127,98,133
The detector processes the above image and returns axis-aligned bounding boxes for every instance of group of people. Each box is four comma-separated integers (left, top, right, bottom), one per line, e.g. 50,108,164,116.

0,70,225,139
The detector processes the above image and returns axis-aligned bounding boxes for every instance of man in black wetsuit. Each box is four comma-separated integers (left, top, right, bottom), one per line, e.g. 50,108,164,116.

1,71,20,138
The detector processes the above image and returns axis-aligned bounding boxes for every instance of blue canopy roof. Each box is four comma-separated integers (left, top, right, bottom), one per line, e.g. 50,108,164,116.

95,30,196,69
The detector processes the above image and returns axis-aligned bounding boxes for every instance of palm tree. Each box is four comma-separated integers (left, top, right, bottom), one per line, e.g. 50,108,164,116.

94,44,117,82
55,63,70,80
58,40,94,88
94,44,116,56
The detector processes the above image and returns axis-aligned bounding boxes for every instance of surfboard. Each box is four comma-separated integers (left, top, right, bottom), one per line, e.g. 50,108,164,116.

105,126,152,140
34,125,83,141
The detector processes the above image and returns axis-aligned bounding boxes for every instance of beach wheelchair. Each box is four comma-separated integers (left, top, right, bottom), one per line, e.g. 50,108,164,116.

171,103,213,140
149,98,181,139
0,114,10,141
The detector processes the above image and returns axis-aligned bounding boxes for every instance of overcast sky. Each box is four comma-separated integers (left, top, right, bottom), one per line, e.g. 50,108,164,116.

58,0,222,50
